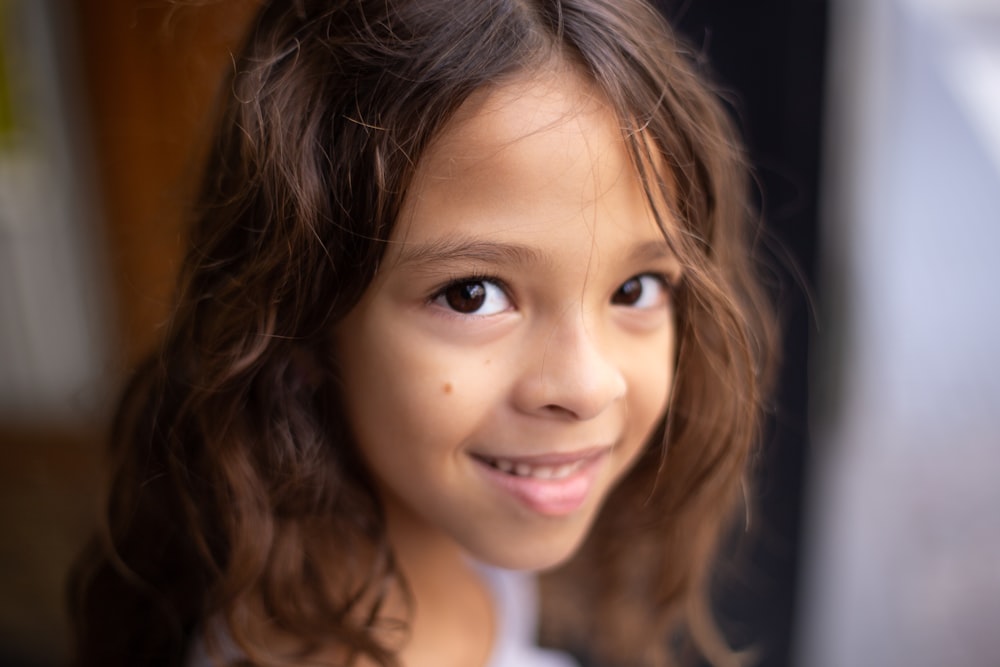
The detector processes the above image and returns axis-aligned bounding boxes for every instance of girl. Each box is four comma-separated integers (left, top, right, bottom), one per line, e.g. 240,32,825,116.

69,1,774,666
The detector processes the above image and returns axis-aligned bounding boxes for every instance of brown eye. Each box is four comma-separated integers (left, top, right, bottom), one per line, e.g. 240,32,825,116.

435,279,510,315
611,274,668,309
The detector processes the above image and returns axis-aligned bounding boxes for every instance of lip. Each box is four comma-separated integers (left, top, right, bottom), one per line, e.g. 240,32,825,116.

469,446,610,517
471,445,609,467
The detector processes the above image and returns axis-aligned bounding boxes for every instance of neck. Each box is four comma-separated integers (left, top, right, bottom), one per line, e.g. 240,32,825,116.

378,501,496,667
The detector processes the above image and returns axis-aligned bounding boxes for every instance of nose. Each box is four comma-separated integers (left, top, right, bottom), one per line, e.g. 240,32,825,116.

513,311,627,421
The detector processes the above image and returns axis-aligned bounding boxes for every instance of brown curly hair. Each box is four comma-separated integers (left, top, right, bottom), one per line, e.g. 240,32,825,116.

68,1,775,666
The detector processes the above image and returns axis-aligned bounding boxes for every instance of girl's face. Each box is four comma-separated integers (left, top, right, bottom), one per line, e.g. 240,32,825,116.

335,69,679,571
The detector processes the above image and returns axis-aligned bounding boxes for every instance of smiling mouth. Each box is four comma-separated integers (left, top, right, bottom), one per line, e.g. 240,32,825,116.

474,455,589,480
470,446,609,480
469,447,610,517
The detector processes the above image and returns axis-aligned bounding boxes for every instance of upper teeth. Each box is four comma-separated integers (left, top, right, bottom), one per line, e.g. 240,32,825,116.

489,457,585,480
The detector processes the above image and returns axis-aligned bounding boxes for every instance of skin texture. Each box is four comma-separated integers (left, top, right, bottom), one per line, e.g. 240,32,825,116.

334,68,680,666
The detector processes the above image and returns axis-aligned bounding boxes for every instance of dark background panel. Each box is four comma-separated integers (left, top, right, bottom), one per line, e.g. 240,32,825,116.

656,1,829,665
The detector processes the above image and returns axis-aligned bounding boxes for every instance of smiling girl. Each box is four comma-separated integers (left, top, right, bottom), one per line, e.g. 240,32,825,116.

69,1,775,666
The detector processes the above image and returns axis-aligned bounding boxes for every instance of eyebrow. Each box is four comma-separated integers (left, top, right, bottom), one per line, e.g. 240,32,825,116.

392,237,546,270
390,235,679,273
628,238,677,266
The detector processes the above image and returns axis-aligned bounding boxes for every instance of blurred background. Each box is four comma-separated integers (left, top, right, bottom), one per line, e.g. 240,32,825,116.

0,0,997,666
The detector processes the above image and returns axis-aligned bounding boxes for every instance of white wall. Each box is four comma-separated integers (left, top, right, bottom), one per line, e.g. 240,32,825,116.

0,0,111,421
798,0,1000,665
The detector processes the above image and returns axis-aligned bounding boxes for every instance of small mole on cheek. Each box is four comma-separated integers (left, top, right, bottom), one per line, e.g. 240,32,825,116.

484,359,491,366
443,382,453,395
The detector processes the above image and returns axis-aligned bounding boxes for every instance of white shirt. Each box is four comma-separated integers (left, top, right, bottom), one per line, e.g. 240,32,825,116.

478,566,578,667
185,566,578,667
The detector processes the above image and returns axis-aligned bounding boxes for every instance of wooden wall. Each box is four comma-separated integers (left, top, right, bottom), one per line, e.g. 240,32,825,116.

79,0,261,363
0,2,258,664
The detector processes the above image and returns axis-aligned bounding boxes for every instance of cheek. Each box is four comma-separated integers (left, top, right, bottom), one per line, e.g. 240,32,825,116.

622,333,676,448
338,320,509,465
640,355,675,414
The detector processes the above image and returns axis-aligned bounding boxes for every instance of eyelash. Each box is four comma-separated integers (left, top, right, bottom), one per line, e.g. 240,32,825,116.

611,273,675,308
428,271,676,315
429,273,512,314
430,273,508,296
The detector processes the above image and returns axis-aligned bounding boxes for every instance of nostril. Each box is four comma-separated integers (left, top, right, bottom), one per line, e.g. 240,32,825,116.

542,404,578,418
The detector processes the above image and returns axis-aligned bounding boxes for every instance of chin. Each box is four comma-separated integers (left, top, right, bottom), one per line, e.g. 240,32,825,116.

465,519,593,572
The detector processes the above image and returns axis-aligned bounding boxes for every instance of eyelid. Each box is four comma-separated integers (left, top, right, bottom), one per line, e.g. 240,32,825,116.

615,272,676,309
651,270,684,298
427,272,511,302
635,271,675,288
427,273,515,317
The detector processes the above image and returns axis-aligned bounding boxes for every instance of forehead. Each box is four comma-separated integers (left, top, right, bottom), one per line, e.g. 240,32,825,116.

430,66,610,165
388,67,671,255
420,68,621,186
